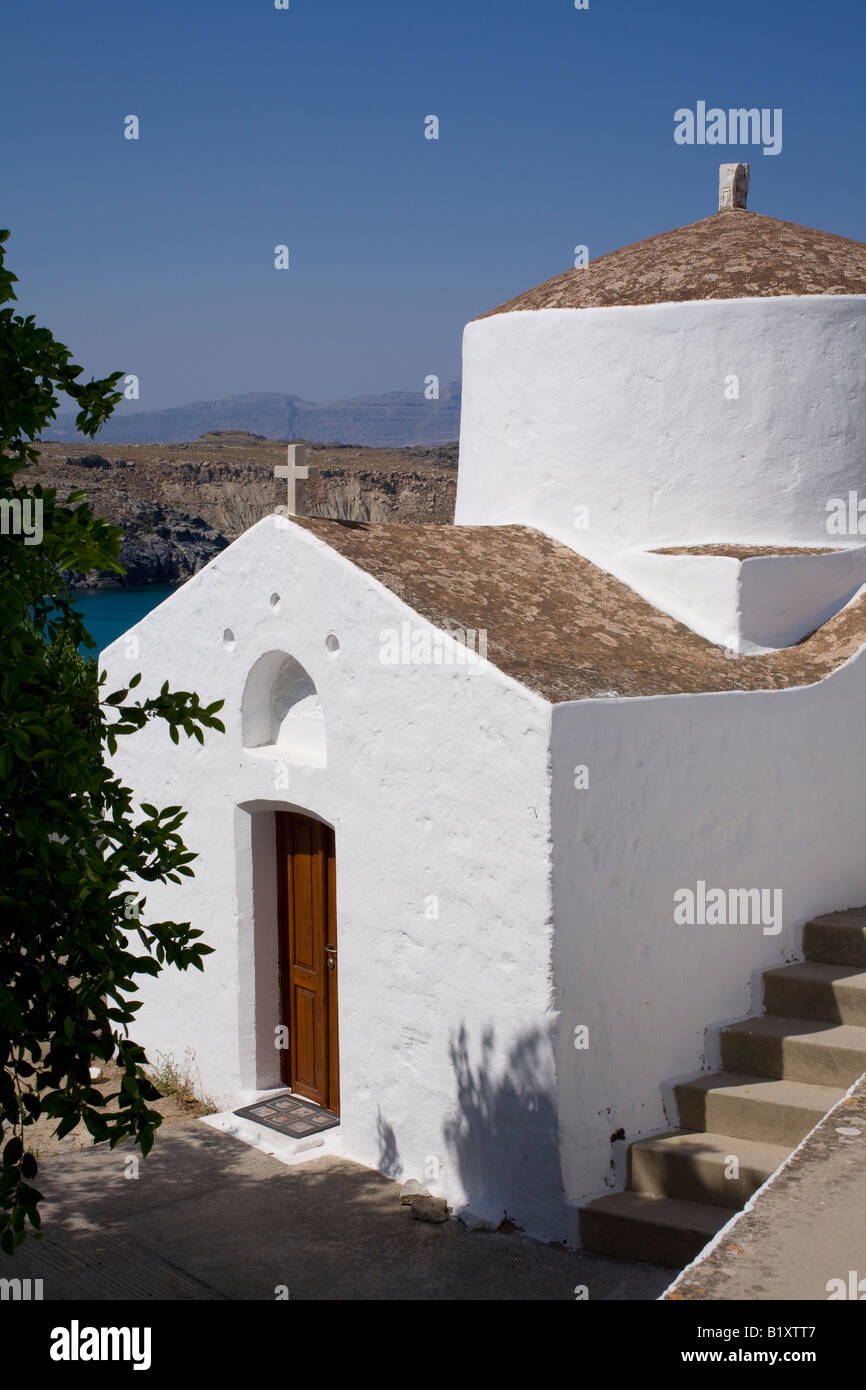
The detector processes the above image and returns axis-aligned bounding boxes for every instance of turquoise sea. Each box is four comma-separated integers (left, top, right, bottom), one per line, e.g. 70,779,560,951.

71,584,179,656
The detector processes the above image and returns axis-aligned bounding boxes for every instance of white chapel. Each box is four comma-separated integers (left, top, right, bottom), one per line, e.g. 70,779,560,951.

104,166,866,1258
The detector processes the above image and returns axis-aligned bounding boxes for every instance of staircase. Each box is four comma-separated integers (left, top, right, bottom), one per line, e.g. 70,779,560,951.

580,908,866,1268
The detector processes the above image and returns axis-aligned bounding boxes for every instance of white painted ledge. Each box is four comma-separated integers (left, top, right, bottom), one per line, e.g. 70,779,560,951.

610,545,866,652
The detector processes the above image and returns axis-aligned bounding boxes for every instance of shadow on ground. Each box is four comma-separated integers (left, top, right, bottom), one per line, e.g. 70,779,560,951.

3,1123,671,1301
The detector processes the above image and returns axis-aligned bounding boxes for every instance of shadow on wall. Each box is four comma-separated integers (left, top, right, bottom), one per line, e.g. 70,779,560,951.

377,1108,402,1179
444,1023,565,1239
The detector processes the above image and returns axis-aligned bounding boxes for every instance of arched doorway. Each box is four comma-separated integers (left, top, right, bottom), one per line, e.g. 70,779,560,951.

276,811,339,1113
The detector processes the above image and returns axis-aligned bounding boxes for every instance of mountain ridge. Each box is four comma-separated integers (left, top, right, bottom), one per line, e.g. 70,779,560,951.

43,382,462,448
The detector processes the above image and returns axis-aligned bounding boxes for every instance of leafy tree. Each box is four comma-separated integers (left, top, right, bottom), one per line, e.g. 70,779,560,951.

0,228,225,1253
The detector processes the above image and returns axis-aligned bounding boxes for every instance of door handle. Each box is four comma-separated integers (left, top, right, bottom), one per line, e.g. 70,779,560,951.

325,945,337,970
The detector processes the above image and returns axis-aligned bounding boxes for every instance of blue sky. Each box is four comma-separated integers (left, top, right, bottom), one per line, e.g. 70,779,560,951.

3,0,865,412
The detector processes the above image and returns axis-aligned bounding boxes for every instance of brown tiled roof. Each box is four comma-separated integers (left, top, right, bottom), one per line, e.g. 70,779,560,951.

293,519,866,703
477,209,866,318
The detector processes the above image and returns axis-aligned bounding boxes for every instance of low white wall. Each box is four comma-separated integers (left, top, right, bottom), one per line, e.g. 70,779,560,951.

612,552,742,649
101,517,562,1238
614,546,866,652
457,296,866,560
738,549,866,650
550,650,866,1238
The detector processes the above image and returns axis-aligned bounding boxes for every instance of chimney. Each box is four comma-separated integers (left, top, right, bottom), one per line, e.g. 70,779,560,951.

719,162,750,211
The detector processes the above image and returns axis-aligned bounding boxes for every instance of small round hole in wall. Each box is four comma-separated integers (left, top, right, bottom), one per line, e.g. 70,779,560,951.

325,633,340,656
222,628,236,651
269,593,281,610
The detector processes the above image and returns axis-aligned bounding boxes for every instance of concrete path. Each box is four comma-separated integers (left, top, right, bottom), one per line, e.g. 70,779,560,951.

6,1123,669,1300
665,1074,866,1301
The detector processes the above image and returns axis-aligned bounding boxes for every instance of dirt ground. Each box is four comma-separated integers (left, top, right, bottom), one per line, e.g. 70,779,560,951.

23,1060,214,1160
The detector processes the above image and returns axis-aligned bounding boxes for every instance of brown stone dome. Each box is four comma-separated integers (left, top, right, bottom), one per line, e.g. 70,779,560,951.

478,208,866,318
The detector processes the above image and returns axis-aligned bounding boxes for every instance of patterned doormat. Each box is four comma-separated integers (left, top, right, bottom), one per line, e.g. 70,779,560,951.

233,1092,340,1138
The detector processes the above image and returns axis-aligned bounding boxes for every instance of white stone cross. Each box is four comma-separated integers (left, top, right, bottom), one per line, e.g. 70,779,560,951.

275,443,319,517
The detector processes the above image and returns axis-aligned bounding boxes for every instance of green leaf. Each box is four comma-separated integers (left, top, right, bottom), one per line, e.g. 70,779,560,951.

3,1138,23,1167
82,1110,110,1143
53,1113,80,1141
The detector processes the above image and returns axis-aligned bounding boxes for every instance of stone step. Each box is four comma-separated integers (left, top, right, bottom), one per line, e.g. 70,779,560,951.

579,907,866,1267
720,1015,866,1087
675,1071,844,1148
804,908,866,966
763,961,866,1027
628,1130,788,1210
580,1191,729,1268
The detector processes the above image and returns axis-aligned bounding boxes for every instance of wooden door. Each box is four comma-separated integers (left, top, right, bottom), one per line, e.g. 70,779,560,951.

276,812,340,1113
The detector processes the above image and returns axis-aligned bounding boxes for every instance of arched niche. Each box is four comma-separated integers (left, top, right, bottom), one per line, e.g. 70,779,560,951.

241,651,326,766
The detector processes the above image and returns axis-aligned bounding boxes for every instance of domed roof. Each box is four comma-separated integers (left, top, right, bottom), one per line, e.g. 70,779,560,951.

478,208,866,318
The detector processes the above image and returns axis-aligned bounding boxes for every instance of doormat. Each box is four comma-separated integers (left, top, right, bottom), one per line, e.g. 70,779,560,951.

233,1093,340,1138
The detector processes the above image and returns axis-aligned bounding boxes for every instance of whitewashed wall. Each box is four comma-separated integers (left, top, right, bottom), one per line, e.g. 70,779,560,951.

457,295,866,641
550,649,866,1241
101,517,561,1237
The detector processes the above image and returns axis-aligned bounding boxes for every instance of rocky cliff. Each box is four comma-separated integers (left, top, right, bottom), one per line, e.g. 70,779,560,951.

35,436,457,589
